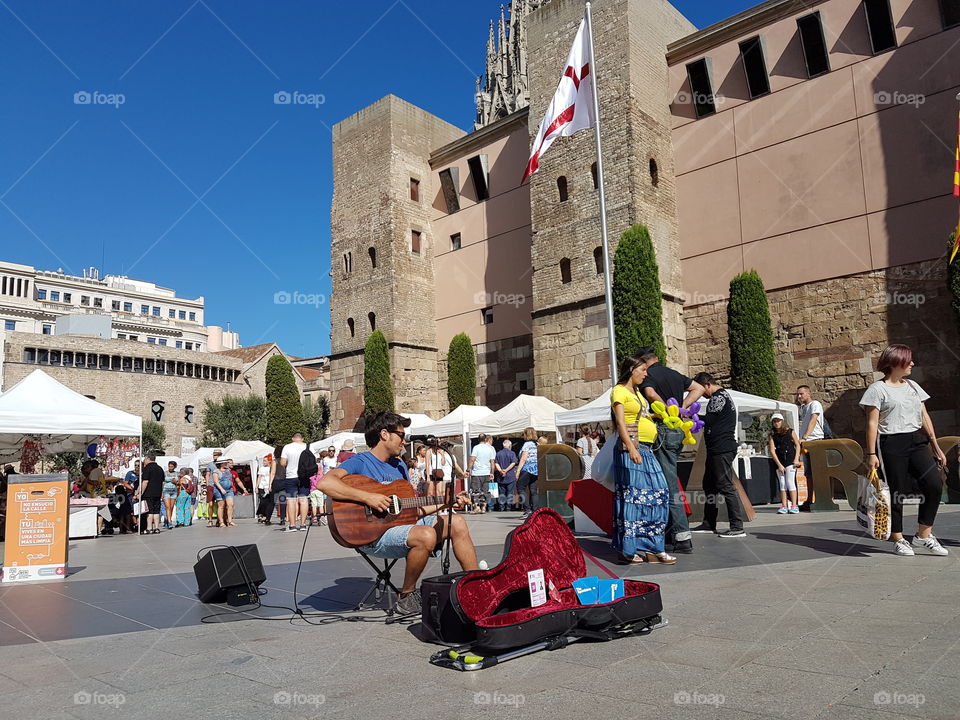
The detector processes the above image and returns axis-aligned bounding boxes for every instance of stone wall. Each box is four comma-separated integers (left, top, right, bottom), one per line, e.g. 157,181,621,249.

684,260,960,440
525,0,695,406
2,332,245,454
474,334,535,410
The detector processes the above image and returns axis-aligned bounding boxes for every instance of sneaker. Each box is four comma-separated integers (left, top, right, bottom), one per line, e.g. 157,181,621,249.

395,591,422,616
911,534,948,556
777,505,789,514
788,505,800,514
718,529,746,538
894,538,915,556
690,524,716,534
298,525,306,532
671,539,694,554
284,526,299,533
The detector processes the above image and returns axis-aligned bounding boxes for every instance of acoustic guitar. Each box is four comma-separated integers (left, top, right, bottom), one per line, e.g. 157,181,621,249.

326,474,467,549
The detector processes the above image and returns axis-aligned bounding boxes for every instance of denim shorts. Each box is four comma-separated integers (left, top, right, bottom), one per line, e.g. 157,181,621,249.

213,489,234,501
359,515,440,559
163,489,178,499
284,478,310,498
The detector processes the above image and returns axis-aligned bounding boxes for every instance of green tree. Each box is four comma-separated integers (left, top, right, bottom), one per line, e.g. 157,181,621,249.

303,395,330,444
44,451,86,477
447,333,477,410
199,395,268,447
265,354,306,447
949,232,960,335
142,420,167,454
727,269,781,399
612,224,667,368
363,330,394,414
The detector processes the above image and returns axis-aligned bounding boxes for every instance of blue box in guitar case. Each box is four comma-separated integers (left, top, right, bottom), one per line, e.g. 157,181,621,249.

571,576,599,605
597,578,625,603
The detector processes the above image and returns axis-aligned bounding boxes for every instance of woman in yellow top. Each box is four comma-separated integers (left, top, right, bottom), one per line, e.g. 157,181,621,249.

611,352,675,564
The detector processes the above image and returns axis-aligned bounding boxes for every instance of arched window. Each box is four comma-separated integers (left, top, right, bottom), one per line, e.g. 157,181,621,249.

347,317,355,338
368,247,377,268
560,257,572,284
593,247,604,275
368,312,376,331
649,158,659,187
557,176,568,202
590,162,598,189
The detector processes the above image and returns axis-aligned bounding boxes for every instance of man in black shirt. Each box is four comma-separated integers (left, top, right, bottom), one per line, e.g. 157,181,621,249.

691,373,746,537
135,453,165,534
639,349,704,554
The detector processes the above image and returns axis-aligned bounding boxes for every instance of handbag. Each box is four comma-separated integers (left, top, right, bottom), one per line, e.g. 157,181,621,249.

856,468,891,541
132,500,147,516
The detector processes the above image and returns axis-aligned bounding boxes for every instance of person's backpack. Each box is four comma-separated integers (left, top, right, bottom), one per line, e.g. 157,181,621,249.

297,447,319,482
822,415,836,440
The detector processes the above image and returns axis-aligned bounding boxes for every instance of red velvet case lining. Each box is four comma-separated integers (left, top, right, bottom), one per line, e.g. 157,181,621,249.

454,509,659,629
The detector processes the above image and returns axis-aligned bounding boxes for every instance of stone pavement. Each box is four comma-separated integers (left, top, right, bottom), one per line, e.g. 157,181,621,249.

1,505,958,720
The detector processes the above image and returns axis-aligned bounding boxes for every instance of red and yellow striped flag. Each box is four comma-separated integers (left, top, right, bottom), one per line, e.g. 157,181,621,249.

953,111,960,263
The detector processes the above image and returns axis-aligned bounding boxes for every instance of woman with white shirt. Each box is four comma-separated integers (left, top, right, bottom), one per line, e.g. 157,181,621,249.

860,344,948,557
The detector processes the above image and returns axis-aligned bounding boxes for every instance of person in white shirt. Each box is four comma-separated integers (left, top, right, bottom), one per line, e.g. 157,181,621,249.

322,448,337,474
575,427,598,479
796,385,825,511
279,433,309,532
466,434,497,514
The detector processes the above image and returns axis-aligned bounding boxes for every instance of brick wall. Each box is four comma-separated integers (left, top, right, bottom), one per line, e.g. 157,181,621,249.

684,260,960,440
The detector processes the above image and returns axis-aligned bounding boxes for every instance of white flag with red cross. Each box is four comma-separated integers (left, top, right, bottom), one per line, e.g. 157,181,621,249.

522,18,595,182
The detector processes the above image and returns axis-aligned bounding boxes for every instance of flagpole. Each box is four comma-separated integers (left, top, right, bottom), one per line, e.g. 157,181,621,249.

584,2,618,384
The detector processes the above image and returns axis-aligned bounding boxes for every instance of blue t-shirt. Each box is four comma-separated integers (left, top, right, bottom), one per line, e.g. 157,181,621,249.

470,443,497,475
124,470,139,490
521,441,538,474
495,448,518,482
339,451,408,485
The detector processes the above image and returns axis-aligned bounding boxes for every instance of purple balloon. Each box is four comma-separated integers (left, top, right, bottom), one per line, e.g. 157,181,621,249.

666,397,679,407
688,401,702,415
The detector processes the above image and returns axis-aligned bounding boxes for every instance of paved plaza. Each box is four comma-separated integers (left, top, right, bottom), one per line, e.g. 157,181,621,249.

1,506,959,720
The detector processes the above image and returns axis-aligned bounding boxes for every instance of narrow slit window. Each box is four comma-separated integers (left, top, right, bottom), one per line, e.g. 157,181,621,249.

590,162,598,189
368,312,376,331
685,59,716,118
940,0,960,28
411,230,422,255
739,36,770,98
649,158,659,186
797,12,831,77
409,177,420,202
347,317,355,337
560,258,572,284
557,176,568,202
863,0,897,54
368,247,377,269
593,247,604,275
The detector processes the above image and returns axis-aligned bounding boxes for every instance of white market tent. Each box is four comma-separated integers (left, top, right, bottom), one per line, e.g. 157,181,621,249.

0,369,142,464
222,440,274,465
401,413,434,433
309,432,367,454
470,394,566,437
407,404,493,466
554,387,800,438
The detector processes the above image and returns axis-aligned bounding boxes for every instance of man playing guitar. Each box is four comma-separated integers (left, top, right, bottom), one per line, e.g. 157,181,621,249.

317,411,479,616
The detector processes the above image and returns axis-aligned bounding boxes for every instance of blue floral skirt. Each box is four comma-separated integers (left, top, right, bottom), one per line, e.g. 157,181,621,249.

612,441,669,556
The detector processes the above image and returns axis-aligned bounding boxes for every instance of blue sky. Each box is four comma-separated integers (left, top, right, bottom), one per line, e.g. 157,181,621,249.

0,0,755,357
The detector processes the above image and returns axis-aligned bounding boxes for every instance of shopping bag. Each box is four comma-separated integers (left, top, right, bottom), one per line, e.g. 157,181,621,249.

856,468,891,541
132,500,146,516
590,433,617,492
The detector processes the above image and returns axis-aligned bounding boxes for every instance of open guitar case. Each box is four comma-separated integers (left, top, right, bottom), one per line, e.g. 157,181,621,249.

419,508,666,671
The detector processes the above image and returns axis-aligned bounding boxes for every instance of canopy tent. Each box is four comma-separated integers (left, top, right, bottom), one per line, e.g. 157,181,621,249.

554,387,800,438
407,404,493,467
0,369,142,464
180,447,221,474
470,395,566,437
309,432,367,454
401,413,434,433
221,440,274,465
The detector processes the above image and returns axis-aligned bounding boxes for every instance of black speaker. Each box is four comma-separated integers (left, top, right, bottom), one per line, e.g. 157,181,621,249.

194,544,266,605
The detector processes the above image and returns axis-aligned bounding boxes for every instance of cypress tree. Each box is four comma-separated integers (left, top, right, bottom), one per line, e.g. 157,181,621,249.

728,269,781,399
612,223,667,367
265,354,306,446
447,333,477,410
363,330,394,414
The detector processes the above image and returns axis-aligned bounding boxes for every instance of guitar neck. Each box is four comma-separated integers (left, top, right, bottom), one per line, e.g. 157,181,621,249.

397,494,446,509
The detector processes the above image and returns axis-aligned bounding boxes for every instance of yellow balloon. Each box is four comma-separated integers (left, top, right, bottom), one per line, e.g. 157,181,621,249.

664,416,682,429
651,401,667,418
667,404,680,417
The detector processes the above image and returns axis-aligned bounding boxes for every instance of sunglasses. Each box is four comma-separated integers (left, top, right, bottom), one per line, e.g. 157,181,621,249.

388,429,406,440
